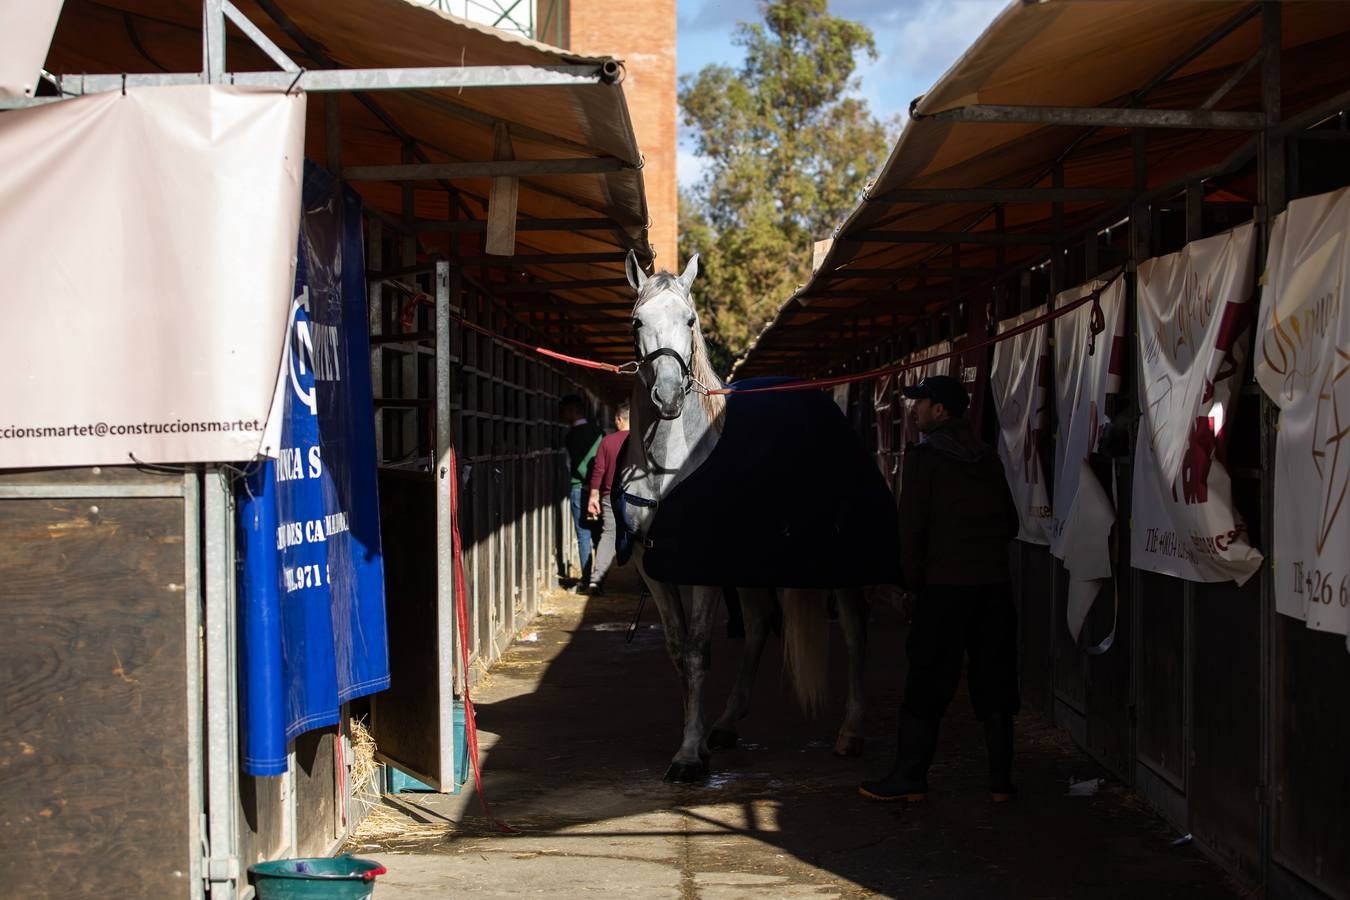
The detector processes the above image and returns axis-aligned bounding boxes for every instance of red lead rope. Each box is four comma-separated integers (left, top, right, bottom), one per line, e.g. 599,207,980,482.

448,444,517,834
448,272,1119,394
456,316,634,375
704,272,1121,396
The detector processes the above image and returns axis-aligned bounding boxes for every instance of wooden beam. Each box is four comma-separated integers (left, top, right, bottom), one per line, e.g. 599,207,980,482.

457,252,629,266
490,278,630,294
485,122,518,256
815,266,997,280
503,301,632,312
870,187,1134,205
921,104,1265,130
343,158,628,181
409,217,621,233
844,230,1059,246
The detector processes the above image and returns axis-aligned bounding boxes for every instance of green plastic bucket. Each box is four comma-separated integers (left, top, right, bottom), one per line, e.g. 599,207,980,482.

247,855,386,900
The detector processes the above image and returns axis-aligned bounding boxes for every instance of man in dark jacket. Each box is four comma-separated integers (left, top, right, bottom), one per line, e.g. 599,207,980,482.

561,395,603,591
860,375,1022,804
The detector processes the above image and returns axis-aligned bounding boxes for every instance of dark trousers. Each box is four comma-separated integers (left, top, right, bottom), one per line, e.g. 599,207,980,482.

901,583,1020,722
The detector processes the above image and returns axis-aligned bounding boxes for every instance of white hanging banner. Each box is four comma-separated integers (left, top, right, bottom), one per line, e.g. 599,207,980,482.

1050,278,1125,641
1131,224,1263,585
0,0,64,99
0,86,306,468
872,373,896,479
990,305,1052,545
1255,187,1350,643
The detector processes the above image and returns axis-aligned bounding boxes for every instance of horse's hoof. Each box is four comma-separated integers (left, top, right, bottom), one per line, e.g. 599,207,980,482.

834,734,864,757
664,760,709,783
707,727,739,751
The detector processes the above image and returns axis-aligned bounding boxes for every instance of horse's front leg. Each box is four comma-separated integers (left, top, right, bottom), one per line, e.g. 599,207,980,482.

834,587,868,757
665,584,719,782
708,587,775,751
641,572,689,695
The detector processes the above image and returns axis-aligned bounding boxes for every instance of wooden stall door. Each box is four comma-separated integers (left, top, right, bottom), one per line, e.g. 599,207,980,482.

0,468,198,899
371,469,455,789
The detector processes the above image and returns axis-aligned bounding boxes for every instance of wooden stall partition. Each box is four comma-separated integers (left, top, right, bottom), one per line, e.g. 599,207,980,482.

0,467,202,899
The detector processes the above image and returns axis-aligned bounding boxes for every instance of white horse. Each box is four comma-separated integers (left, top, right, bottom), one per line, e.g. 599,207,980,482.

618,251,869,782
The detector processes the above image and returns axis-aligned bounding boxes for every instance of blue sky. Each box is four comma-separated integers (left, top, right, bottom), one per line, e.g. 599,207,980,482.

676,0,1006,188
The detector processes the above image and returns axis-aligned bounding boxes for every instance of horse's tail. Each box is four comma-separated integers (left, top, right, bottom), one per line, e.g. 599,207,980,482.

779,588,830,718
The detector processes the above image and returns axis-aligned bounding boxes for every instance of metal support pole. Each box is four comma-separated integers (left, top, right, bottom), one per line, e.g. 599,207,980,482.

202,0,226,83
203,468,239,898
1256,2,1284,884
949,244,962,343
325,95,342,176
183,473,205,899
435,260,459,785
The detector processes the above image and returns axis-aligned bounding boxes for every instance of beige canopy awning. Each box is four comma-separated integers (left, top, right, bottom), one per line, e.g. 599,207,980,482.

734,0,1350,378
37,0,652,363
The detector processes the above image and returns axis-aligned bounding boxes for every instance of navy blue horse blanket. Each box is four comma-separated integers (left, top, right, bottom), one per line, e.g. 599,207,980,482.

633,379,901,588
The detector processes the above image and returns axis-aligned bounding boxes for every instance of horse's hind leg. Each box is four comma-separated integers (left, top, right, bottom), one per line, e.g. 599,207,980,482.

834,587,868,757
708,587,775,750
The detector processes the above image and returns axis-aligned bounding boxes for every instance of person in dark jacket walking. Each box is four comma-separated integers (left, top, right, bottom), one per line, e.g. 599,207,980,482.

561,395,603,590
860,374,1022,804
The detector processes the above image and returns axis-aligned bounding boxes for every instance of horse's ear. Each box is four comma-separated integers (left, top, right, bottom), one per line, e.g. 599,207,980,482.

677,253,700,293
625,249,648,292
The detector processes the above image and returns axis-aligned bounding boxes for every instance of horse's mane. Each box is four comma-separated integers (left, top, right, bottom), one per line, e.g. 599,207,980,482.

633,273,727,426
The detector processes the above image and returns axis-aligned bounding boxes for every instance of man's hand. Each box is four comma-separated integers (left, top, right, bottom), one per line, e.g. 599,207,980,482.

586,490,601,519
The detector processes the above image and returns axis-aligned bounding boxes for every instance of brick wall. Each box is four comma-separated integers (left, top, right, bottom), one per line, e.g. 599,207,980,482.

567,0,679,269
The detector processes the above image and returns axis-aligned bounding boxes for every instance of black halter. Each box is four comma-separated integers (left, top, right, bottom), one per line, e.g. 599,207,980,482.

637,346,694,392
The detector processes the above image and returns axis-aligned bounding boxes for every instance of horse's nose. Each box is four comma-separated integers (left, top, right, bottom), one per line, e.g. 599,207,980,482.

649,360,686,419
650,379,685,419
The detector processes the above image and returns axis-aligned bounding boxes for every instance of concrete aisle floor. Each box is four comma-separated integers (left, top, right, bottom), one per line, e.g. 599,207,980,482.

346,566,1247,899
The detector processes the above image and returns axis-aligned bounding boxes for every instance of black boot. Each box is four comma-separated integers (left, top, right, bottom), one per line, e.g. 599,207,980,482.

984,713,1016,802
858,712,938,802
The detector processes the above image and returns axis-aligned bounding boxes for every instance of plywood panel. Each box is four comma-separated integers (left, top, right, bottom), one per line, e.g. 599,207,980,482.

1017,543,1054,718
0,496,193,899
1272,615,1350,898
1135,570,1186,785
294,727,337,856
1189,578,1261,883
371,470,443,785
1052,559,1087,712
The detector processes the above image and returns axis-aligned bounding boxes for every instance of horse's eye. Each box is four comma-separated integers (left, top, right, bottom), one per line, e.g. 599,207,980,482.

686,315,695,328
632,319,643,330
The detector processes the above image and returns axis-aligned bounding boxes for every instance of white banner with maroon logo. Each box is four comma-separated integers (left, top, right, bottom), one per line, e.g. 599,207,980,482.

1051,278,1126,641
1131,224,1263,585
990,305,1052,545
1256,187,1350,644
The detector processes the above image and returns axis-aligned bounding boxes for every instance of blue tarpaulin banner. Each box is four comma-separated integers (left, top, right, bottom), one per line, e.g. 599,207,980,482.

237,161,390,777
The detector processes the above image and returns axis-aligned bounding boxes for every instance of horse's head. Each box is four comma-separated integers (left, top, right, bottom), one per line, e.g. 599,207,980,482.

627,250,702,420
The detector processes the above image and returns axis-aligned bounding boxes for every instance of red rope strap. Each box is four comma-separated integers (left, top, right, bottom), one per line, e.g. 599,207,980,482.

707,271,1123,395
446,271,1120,394
456,316,632,374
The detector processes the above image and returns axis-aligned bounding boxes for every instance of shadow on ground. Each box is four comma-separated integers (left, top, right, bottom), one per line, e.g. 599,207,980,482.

348,565,1246,899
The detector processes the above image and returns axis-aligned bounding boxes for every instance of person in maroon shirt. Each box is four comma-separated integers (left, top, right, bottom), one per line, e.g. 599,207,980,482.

583,400,630,594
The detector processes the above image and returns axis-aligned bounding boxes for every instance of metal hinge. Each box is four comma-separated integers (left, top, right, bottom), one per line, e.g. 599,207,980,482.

201,814,240,886
203,855,239,888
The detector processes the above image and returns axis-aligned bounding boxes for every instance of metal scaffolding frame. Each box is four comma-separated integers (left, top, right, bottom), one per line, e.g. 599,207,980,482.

1,2,639,896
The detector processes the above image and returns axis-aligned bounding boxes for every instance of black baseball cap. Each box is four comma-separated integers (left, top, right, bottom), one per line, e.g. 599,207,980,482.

901,375,969,417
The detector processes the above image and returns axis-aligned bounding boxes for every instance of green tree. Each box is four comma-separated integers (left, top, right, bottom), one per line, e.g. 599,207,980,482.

678,0,896,370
